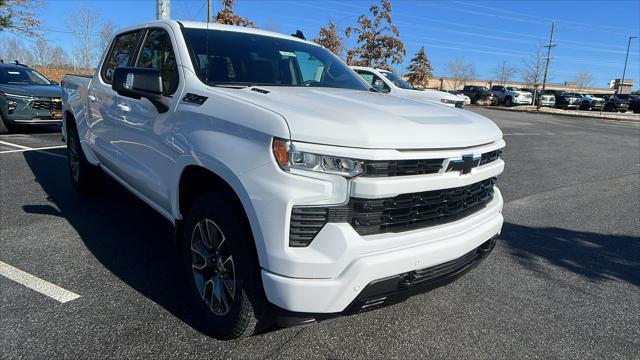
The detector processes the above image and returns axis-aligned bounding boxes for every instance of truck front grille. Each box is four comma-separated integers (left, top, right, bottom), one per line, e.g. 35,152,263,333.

31,98,62,110
363,158,444,177
289,177,497,246
348,177,496,235
361,148,502,178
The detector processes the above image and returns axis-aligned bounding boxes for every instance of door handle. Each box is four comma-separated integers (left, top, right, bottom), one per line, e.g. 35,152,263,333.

88,94,97,101
117,104,131,112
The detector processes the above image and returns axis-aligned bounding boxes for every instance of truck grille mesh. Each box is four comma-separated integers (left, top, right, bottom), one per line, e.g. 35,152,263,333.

348,177,496,235
289,178,497,246
30,98,62,110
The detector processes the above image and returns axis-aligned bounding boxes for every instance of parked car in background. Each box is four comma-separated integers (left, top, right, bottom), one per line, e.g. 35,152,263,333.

0,60,63,133
603,94,630,113
578,93,605,111
446,90,471,105
351,66,464,108
523,88,555,107
628,94,640,113
62,20,504,339
546,90,581,109
462,85,498,105
537,92,556,107
490,85,532,106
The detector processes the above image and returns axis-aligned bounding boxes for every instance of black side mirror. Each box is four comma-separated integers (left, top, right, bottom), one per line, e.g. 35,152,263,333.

112,67,168,113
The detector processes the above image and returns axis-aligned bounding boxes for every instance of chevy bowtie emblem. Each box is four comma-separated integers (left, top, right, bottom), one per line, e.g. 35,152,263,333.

447,154,481,175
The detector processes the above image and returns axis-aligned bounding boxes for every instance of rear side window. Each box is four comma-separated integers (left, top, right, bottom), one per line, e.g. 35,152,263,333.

135,28,179,95
101,31,141,84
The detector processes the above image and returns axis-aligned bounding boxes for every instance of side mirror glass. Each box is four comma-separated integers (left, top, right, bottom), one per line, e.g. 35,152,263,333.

112,67,167,113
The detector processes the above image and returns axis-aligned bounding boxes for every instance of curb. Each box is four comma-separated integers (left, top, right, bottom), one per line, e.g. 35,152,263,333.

473,105,640,122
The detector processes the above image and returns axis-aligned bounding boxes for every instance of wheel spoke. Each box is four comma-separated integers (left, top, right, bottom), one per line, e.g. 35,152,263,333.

222,273,235,299
190,218,235,316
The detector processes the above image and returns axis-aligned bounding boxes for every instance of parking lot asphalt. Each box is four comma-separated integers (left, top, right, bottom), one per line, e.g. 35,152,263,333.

1,110,639,359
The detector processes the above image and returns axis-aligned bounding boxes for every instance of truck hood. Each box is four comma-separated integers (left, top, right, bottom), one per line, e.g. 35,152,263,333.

215,86,502,149
0,84,62,98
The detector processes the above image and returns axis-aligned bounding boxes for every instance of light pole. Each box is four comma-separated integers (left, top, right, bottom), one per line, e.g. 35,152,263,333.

619,36,637,94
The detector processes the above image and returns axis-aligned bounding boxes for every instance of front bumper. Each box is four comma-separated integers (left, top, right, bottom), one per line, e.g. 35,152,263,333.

512,97,532,105
2,96,62,125
262,192,503,313
241,140,505,313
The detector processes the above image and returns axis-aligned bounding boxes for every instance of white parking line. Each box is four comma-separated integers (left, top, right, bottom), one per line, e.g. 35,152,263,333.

0,145,67,155
0,261,81,303
0,140,33,150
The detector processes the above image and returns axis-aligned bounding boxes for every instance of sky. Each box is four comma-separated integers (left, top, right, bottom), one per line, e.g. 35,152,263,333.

3,0,639,90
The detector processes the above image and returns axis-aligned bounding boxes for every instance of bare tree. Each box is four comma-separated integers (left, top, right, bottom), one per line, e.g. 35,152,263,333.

0,0,41,36
66,6,99,69
406,46,433,88
446,57,476,89
522,43,546,87
571,71,594,90
0,38,34,63
30,36,50,65
215,0,255,27
345,0,406,69
313,20,344,58
49,46,69,67
493,61,517,85
262,18,280,33
97,21,115,55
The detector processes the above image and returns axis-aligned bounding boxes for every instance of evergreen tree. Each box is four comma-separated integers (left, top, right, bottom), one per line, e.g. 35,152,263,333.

406,46,433,88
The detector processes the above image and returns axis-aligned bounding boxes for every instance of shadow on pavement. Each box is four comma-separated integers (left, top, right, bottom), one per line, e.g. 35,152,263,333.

22,148,221,338
500,223,640,286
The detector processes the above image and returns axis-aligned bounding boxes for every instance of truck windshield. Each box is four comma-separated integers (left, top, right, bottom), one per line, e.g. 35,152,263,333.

380,71,414,90
181,28,369,91
0,67,51,85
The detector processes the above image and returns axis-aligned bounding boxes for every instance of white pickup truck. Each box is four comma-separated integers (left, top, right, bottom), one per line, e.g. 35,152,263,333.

61,20,505,339
351,66,465,108
490,85,533,106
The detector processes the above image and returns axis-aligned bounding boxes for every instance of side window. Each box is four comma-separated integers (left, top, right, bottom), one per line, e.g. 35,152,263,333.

136,28,178,95
356,70,375,85
101,31,141,84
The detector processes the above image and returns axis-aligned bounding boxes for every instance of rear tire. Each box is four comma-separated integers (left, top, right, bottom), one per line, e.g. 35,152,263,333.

181,191,265,339
505,97,513,107
66,121,104,194
0,114,9,134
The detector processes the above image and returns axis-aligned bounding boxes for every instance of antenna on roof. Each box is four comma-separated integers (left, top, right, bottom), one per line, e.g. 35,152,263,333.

291,30,305,40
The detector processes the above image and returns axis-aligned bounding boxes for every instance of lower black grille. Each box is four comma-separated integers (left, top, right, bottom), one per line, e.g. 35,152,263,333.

31,99,62,110
348,177,496,235
402,248,482,286
290,178,497,246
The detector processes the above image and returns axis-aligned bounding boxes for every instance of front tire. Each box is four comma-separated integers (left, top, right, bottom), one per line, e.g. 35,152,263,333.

66,122,104,194
182,191,264,339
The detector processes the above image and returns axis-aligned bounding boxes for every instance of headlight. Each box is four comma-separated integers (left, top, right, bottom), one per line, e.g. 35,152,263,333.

273,139,364,178
440,98,456,104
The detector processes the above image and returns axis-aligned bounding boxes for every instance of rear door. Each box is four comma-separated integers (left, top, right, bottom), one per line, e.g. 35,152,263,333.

87,30,143,170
